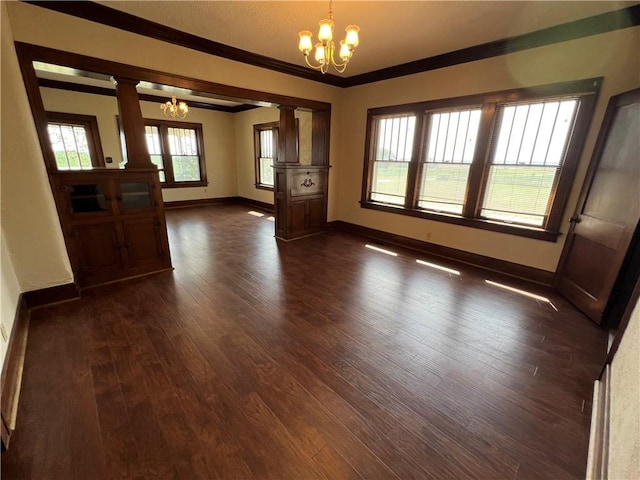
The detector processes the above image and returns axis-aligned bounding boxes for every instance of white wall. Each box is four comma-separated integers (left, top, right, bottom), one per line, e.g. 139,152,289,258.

337,27,640,272
234,107,279,205
608,298,640,480
0,1,75,367
0,230,21,369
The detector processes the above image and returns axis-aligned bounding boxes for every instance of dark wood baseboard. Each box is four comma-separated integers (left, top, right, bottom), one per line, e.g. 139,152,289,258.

239,197,275,213
329,220,554,286
22,283,79,309
1,296,30,450
165,196,275,213
164,197,239,209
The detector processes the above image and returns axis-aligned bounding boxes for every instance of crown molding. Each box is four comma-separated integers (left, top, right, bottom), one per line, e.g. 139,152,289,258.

342,5,640,87
22,0,345,87
23,1,640,89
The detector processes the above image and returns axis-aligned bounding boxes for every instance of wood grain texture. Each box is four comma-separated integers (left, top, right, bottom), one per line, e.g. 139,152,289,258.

1,204,608,479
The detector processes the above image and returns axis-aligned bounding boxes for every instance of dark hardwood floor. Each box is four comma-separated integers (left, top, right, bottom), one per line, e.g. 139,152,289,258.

2,204,608,479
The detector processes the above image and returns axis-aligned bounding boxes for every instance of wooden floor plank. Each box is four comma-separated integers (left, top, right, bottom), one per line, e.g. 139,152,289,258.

1,204,608,479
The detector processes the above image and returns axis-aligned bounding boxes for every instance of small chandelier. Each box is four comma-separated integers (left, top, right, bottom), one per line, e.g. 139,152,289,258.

298,0,360,74
161,95,188,119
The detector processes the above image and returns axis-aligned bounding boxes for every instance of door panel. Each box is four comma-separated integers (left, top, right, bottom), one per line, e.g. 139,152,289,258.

120,217,165,269
307,197,325,230
556,89,640,324
289,201,307,235
73,222,122,281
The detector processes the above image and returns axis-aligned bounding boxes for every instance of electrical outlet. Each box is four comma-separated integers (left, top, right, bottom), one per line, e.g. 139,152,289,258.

204,187,208,193
425,232,432,241
0,324,7,342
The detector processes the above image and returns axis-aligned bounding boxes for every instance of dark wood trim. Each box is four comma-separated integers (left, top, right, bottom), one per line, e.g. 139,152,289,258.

342,5,640,87
360,202,560,242
164,197,240,209
1,296,30,450
113,76,152,168
24,2,639,88
38,78,259,114
23,0,344,88
366,77,603,116
360,78,601,241
330,220,555,286
22,283,80,309
142,118,208,187
46,111,105,167
239,197,275,214
254,121,279,189
164,196,275,213
16,42,331,111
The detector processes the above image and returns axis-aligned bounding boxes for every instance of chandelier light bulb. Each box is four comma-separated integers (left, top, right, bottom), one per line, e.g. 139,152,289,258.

298,31,313,54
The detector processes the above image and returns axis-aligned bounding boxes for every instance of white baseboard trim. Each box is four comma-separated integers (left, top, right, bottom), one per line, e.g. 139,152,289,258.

586,364,611,480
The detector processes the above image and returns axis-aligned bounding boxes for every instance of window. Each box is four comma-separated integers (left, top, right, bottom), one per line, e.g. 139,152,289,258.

46,112,104,170
361,78,601,241
480,99,577,226
418,109,481,214
370,114,416,205
141,119,207,188
254,122,278,189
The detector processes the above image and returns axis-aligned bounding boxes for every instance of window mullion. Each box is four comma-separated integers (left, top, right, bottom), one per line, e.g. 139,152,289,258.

405,112,425,209
463,103,496,219
159,124,175,183
410,113,431,210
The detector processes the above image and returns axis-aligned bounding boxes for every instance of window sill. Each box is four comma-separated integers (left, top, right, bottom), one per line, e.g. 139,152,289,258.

255,184,274,191
160,181,208,189
360,201,561,242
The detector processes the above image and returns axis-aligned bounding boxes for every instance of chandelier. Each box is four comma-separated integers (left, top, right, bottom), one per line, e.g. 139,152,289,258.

298,0,360,74
160,95,188,119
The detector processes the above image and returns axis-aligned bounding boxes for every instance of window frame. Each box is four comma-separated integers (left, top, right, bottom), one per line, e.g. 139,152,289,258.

141,118,208,189
253,121,279,190
360,78,602,241
46,111,105,170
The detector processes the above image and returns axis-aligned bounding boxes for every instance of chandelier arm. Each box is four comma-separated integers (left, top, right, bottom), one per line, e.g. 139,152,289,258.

303,55,325,71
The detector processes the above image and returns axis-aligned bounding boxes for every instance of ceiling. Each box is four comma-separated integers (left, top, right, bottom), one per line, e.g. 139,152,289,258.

98,1,636,77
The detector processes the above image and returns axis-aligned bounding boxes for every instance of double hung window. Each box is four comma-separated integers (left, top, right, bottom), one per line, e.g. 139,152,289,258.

142,119,207,188
361,78,601,240
46,112,104,170
254,122,278,189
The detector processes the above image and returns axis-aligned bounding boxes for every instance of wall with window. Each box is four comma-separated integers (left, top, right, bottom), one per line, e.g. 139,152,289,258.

0,0,343,357
338,26,639,272
234,107,314,206
40,87,238,202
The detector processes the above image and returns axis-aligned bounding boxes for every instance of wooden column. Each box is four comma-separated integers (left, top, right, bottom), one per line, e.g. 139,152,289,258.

311,110,330,166
277,105,298,164
112,76,152,169
274,106,330,241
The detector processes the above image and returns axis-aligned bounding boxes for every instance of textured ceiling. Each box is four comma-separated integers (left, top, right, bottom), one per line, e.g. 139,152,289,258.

99,1,636,77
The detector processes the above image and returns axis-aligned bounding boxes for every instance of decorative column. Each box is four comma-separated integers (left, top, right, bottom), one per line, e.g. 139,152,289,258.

273,105,330,241
112,76,152,169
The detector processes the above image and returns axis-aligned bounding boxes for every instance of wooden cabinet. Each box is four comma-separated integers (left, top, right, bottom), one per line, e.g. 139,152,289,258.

274,165,329,240
51,169,171,287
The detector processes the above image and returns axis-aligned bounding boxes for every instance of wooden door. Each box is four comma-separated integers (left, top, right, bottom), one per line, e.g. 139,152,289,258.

556,89,640,324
